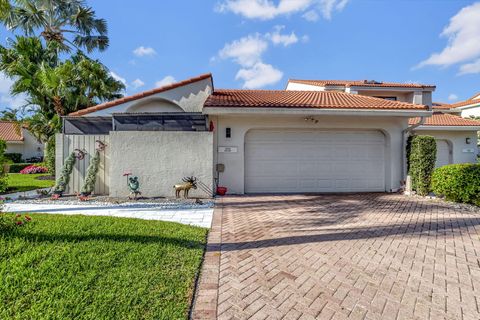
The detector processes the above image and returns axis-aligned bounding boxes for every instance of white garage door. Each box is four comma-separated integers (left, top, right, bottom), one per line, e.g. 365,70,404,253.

245,129,386,193
435,140,451,168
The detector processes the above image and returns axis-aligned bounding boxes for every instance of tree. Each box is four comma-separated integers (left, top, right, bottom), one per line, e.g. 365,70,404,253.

0,37,124,116
0,107,23,121
1,0,108,53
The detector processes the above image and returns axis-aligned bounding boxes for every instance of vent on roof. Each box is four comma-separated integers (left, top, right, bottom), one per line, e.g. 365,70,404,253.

363,80,383,85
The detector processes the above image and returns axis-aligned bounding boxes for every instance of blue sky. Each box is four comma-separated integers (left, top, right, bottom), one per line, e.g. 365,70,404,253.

1,0,480,110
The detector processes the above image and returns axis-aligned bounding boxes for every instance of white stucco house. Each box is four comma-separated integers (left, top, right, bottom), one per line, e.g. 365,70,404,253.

0,121,44,161
446,92,480,118
56,74,480,197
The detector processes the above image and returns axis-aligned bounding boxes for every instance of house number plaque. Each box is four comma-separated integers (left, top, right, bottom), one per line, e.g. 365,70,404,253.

219,147,238,153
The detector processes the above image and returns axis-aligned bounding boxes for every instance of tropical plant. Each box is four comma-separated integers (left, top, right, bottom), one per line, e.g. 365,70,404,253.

0,107,24,121
0,139,8,192
408,135,437,196
1,0,108,53
53,151,76,195
0,37,124,117
80,150,100,195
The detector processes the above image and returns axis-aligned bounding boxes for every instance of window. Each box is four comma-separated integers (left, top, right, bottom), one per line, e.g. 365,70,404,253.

373,96,397,101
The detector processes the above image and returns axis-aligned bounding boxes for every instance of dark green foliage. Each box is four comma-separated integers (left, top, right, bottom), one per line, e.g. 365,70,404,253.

53,152,76,195
80,150,100,195
45,136,55,175
4,153,22,163
0,140,8,192
8,163,31,173
408,135,437,196
431,164,480,206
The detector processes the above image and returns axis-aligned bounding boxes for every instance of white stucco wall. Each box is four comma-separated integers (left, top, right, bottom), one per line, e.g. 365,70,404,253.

212,115,409,194
6,129,44,160
83,78,213,116
109,131,214,198
460,106,480,118
412,130,478,164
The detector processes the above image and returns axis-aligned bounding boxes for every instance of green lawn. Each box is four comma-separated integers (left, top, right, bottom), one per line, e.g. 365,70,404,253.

0,214,207,320
4,173,55,194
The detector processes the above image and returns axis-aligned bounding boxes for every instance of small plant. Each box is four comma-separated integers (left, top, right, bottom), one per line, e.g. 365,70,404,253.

19,165,48,174
0,208,32,233
408,135,437,196
53,152,77,196
80,150,101,196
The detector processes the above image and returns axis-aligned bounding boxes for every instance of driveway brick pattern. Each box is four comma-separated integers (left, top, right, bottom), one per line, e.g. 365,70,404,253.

193,194,480,320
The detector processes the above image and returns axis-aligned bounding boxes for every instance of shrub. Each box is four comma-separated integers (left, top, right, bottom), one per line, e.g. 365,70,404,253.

8,163,32,173
81,150,101,196
45,136,55,175
19,165,48,174
431,164,480,206
408,135,437,196
4,153,23,163
0,140,8,193
53,152,76,195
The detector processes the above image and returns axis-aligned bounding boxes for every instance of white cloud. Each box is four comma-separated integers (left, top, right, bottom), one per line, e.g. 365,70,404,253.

131,78,145,89
110,71,127,87
133,46,157,57
417,2,480,74
458,58,480,75
448,93,459,101
216,0,348,20
219,34,268,67
155,76,177,87
266,25,299,47
236,62,283,88
0,72,27,109
217,26,309,88
302,10,319,21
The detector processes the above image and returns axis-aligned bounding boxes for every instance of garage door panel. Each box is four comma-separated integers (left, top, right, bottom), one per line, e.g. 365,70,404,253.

245,129,386,193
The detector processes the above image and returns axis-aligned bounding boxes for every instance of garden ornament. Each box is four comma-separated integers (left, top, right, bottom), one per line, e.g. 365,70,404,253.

127,176,141,200
95,140,107,151
74,148,87,160
174,176,197,199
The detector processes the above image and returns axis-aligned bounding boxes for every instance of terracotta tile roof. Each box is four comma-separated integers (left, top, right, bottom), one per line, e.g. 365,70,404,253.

409,112,480,126
0,121,23,142
288,79,436,89
204,89,428,110
449,97,480,109
69,73,213,116
432,102,452,110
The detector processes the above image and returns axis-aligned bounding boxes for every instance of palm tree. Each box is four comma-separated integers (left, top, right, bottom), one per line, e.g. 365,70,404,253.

2,0,108,53
0,107,24,121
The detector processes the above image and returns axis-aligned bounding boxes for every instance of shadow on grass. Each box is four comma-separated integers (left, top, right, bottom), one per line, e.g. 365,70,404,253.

5,231,205,249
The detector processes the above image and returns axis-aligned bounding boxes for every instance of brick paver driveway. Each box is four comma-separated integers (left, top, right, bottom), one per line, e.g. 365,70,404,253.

192,194,480,320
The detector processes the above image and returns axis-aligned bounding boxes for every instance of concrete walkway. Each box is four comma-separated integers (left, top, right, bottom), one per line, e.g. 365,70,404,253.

192,194,480,320
4,202,213,228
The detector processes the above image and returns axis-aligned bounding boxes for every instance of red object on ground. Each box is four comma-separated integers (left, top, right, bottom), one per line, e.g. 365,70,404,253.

216,186,227,196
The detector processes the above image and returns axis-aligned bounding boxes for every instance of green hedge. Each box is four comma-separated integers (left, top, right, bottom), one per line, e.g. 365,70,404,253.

408,135,437,196
431,164,480,206
4,153,23,163
8,163,32,173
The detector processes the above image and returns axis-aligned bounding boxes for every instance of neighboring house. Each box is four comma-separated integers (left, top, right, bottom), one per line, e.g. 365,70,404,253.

57,74,480,197
447,92,480,117
0,121,44,161
286,79,435,106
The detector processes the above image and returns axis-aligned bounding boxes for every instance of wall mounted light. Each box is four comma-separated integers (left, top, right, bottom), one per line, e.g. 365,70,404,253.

466,137,471,144
226,127,231,138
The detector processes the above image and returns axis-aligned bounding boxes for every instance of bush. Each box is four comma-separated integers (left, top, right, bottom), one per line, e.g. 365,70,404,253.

4,153,23,163
431,164,480,206
8,163,32,173
0,140,8,193
19,165,48,174
45,137,55,175
408,135,437,196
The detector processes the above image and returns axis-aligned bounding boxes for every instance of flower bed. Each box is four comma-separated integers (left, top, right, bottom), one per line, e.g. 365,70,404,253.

19,165,48,174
